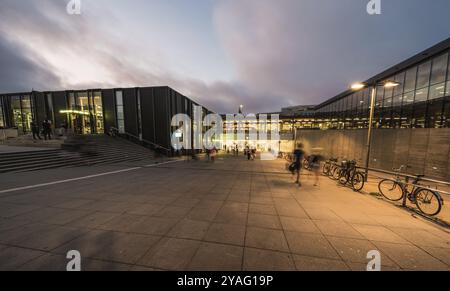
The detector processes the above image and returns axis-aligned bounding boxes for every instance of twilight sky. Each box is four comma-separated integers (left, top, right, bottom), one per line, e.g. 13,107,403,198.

0,0,449,113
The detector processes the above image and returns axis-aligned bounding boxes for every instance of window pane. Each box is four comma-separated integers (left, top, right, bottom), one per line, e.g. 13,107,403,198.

115,91,123,106
393,73,405,96
403,91,415,105
431,53,448,85
429,83,446,100
404,67,417,93
415,87,429,103
116,108,124,120
21,95,33,133
11,96,23,132
393,94,403,107
417,61,431,88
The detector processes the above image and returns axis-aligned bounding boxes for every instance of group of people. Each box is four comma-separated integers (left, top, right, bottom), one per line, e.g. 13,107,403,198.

244,146,256,161
290,143,322,187
31,119,53,141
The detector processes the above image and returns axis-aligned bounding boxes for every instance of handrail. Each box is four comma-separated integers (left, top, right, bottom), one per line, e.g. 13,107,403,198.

361,166,450,187
109,127,172,156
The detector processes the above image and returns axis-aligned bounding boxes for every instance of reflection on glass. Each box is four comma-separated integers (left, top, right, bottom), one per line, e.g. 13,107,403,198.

415,88,429,103
93,92,104,134
116,91,125,133
11,96,23,133
403,91,415,105
404,67,417,93
417,61,431,89
21,95,33,133
429,83,446,100
430,53,448,85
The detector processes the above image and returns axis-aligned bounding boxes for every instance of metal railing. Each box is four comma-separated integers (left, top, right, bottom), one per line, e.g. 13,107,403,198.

109,127,172,157
362,166,450,196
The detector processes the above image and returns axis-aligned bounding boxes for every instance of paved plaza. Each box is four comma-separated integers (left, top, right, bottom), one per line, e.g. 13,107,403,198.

0,155,449,271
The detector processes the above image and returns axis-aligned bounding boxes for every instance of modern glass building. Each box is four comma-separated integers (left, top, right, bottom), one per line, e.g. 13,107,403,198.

0,86,212,151
307,38,450,130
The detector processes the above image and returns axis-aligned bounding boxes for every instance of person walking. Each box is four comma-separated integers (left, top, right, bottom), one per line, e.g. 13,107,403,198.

42,119,52,140
293,143,305,186
310,154,322,186
31,121,41,140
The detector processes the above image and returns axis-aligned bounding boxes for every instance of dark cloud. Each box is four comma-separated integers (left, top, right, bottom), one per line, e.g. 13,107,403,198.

0,35,61,92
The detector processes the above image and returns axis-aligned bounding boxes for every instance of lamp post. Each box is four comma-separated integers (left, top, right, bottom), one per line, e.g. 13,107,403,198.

351,81,400,181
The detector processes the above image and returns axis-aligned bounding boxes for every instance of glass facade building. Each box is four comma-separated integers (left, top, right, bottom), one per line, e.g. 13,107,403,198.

0,87,212,152
311,38,450,130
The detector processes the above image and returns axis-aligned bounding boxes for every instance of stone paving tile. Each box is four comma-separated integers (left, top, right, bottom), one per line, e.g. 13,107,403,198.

387,227,450,249
126,203,165,216
372,241,450,271
313,220,365,239
187,242,243,271
186,207,220,222
0,247,46,271
214,209,247,225
243,248,296,271
137,238,201,270
279,216,321,234
19,253,132,271
303,207,341,220
351,224,411,244
247,213,282,230
0,203,42,218
248,204,277,215
54,230,161,265
204,223,246,246
66,211,120,229
167,219,210,240
326,236,398,267
1,223,88,251
53,199,97,210
245,227,290,252
293,255,350,271
285,231,340,260
420,246,450,266
155,206,192,219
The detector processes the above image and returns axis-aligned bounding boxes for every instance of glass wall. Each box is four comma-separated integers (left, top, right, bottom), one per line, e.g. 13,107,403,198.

0,96,4,128
66,91,104,134
115,91,125,133
10,95,34,134
312,50,450,130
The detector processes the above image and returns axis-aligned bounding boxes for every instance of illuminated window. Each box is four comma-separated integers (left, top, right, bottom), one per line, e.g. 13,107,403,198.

115,91,125,133
0,96,4,128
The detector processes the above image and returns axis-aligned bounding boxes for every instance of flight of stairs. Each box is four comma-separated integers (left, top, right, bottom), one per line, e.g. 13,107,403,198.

0,135,156,174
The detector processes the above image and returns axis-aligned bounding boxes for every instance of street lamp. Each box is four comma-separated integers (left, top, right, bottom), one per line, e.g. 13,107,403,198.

351,80,400,181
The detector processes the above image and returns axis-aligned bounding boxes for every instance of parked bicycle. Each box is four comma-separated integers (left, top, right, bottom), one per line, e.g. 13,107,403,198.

322,157,338,176
378,166,444,216
333,160,365,191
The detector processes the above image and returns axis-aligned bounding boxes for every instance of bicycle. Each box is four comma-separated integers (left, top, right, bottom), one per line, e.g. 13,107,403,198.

337,160,365,192
322,157,338,176
378,166,444,216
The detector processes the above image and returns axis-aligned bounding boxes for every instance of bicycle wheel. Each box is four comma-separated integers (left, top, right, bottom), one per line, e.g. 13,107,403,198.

339,171,348,185
414,188,443,216
351,172,365,192
378,179,403,201
331,167,341,180
322,163,330,175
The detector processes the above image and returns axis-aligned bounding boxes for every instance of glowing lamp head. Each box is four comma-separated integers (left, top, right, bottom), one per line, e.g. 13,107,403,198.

351,83,366,90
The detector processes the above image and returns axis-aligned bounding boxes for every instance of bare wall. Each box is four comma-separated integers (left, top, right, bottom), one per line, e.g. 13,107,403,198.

296,128,450,181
